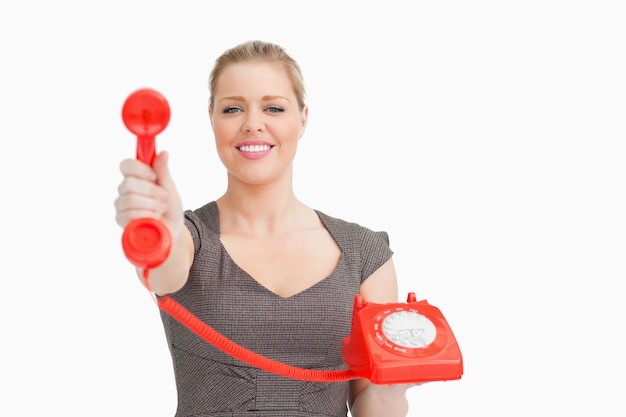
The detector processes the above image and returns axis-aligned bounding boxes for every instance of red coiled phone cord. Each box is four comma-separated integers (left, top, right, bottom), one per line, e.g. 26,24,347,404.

143,270,359,383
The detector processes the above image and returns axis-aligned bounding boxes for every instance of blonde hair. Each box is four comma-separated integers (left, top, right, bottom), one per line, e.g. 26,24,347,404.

208,40,306,111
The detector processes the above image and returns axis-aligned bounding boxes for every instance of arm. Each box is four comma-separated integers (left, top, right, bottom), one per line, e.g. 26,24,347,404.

114,151,193,295
348,259,410,417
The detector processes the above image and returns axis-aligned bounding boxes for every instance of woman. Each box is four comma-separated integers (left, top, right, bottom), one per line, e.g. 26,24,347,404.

115,40,411,417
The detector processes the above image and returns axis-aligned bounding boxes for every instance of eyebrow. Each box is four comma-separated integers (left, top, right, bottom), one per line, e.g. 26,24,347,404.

217,95,291,104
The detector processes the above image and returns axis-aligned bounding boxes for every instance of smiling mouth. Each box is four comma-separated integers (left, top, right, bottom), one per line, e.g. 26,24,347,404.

237,144,273,152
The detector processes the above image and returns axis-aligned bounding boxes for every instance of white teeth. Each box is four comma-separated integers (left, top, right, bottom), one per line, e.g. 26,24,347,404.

239,145,271,152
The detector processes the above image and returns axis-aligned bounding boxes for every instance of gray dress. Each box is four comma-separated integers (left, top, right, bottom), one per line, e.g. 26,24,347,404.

159,201,393,417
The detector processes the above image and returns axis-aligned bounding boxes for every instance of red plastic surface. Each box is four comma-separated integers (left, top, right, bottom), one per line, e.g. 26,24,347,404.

122,88,170,166
122,217,172,270
121,88,172,270
342,293,463,384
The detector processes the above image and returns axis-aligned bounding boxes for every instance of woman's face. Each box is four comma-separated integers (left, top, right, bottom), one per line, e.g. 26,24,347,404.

209,61,308,186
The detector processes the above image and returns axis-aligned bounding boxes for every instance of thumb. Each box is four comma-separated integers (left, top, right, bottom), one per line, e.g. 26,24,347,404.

152,150,185,235
153,151,176,190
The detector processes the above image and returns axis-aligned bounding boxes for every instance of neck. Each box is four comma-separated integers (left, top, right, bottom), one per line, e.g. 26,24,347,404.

216,173,308,236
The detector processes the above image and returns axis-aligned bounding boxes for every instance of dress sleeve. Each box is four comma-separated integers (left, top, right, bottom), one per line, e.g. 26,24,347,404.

184,209,203,258
359,228,394,283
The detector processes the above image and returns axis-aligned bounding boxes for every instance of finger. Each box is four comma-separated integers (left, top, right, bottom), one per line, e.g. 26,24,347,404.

119,158,158,182
114,192,169,214
115,208,165,228
114,195,169,228
152,151,177,191
117,176,169,201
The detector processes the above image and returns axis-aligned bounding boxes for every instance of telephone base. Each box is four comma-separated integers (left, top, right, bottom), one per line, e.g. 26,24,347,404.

342,293,463,385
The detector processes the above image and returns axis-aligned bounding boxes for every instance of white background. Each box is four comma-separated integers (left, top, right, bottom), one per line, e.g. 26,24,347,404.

1,0,625,416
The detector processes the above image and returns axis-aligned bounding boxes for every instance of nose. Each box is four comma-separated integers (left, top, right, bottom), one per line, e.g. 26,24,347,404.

242,109,264,133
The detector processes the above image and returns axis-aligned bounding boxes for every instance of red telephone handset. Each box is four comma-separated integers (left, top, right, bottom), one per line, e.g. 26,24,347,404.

120,88,172,270
121,88,463,385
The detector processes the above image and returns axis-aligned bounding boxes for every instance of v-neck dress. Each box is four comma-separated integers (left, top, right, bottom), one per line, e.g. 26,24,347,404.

159,201,394,417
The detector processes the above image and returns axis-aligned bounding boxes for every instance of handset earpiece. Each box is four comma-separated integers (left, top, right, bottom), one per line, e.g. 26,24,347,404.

121,88,172,271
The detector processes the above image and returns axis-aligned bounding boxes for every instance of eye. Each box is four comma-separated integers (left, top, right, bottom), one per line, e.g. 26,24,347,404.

266,106,285,113
223,106,242,114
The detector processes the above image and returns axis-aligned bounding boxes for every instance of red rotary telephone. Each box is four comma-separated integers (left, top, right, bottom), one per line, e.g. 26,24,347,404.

121,88,464,385
342,292,463,384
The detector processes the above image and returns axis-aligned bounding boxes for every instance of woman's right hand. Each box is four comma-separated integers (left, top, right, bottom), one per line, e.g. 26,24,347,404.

114,150,185,241
115,151,193,294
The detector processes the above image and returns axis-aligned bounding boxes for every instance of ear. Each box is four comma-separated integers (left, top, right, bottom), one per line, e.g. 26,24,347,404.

208,106,214,128
298,106,309,139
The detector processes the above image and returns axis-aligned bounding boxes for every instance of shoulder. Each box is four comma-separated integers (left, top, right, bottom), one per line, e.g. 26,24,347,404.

185,201,218,227
315,210,393,282
315,210,391,247
184,201,219,252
